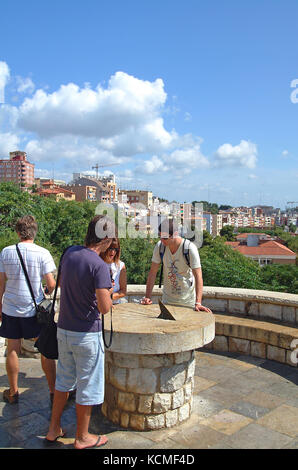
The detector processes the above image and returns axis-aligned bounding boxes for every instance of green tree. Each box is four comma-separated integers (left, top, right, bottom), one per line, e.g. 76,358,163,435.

120,236,158,284
260,264,298,294
199,238,263,289
219,225,236,241
202,230,213,246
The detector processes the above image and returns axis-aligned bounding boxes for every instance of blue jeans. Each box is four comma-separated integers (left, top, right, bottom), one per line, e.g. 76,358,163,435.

56,328,105,406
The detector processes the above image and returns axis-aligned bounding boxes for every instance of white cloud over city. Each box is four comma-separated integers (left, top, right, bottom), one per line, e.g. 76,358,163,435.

0,61,265,202
214,140,258,169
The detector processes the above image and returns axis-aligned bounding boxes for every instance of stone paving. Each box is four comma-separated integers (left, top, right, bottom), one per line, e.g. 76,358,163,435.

0,350,297,450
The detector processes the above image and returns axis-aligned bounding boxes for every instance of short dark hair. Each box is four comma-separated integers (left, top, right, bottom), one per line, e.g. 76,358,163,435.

15,215,38,240
85,215,117,247
158,218,179,237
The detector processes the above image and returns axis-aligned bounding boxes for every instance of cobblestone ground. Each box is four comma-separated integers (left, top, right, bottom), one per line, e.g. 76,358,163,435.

0,350,297,449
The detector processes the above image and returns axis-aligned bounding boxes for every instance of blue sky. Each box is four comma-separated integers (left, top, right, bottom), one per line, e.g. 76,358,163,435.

0,0,297,208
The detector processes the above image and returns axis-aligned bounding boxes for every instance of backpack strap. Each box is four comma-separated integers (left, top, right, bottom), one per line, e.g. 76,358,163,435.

158,241,166,288
182,239,191,267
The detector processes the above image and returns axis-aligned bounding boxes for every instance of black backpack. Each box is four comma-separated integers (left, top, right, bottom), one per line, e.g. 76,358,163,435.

158,239,191,288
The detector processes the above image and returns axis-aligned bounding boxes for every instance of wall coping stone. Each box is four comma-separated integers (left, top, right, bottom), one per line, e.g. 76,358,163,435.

126,285,298,308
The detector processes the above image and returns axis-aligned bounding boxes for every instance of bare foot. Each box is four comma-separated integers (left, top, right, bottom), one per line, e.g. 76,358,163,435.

74,434,108,449
45,428,66,442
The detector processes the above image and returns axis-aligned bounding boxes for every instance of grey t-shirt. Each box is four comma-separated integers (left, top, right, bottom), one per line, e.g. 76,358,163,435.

152,239,201,307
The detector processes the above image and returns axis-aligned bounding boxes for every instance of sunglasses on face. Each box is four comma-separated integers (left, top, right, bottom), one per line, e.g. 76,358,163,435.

107,247,119,253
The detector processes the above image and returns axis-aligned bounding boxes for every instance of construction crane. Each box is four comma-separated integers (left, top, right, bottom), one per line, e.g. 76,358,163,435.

92,163,120,179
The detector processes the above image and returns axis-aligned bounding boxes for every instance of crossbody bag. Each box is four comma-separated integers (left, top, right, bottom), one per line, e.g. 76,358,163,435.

16,244,54,325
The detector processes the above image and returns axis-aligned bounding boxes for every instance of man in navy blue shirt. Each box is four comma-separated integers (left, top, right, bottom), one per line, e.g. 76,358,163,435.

46,215,114,449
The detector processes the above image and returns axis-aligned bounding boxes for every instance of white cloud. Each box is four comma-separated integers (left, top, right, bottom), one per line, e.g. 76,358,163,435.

166,145,210,169
214,140,257,169
24,136,127,167
18,72,170,146
282,149,289,157
142,155,169,174
0,132,20,156
98,117,176,157
0,62,10,103
16,76,35,94
0,104,19,131
1,64,264,202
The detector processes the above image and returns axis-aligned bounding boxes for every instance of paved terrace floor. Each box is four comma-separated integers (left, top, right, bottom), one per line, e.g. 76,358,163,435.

0,350,297,450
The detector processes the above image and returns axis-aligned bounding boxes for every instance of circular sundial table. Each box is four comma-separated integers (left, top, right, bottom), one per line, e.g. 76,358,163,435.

102,302,215,431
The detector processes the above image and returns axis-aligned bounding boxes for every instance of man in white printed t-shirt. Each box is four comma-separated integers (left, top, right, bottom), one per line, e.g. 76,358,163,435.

0,215,57,404
141,219,211,312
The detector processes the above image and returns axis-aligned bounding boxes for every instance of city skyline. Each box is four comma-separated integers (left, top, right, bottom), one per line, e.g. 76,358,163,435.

0,0,298,209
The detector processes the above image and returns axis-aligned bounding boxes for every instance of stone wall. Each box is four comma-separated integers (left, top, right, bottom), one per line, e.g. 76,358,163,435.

102,350,195,430
3,285,298,365
125,285,298,368
204,314,298,368
126,285,298,326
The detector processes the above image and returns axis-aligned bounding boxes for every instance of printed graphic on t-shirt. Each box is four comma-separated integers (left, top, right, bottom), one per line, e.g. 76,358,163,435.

167,260,183,295
167,260,194,295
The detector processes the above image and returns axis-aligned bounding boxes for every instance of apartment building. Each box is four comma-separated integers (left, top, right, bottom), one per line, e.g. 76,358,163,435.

67,184,97,202
203,212,213,234
118,190,153,208
99,175,118,203
0,151,34,188
211,213,223,237
180,203,193,222
69,177,109,202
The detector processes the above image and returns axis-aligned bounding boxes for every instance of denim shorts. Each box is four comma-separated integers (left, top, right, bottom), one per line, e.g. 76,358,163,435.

56,328,105,406
0,312,42,340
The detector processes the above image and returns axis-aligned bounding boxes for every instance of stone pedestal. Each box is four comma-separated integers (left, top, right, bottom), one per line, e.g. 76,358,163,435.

102,303,215,430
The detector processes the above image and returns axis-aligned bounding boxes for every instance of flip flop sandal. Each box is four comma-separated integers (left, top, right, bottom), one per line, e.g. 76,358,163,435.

45,430,66,443
75,435,108,449
3,389,19,404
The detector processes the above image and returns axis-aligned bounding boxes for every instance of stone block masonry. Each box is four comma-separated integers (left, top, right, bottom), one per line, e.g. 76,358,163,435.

102,350,195,430
204,314,298,368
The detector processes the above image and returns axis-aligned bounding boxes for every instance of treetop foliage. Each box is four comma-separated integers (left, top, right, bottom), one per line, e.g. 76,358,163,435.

0,183,297,293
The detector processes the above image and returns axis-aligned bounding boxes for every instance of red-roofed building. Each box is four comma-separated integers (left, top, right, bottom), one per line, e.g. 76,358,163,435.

37,180,75,201
226,233,296,265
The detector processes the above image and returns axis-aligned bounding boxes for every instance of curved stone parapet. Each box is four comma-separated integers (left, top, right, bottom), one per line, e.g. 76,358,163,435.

126,285,298,325
124,285,298,369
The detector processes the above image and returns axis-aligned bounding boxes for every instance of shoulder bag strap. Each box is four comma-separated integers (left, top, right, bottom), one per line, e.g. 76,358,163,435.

49,245,72,320
102,306,113,348
16,244,38,310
